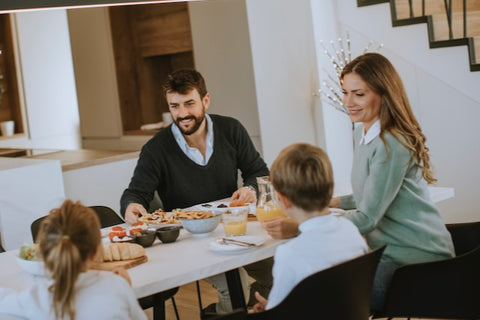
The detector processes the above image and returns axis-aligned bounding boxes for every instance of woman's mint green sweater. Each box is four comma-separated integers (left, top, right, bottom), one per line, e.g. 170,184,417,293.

340,127,454,265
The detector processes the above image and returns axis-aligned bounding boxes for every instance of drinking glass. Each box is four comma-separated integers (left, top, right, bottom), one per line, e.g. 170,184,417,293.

222,207,248,236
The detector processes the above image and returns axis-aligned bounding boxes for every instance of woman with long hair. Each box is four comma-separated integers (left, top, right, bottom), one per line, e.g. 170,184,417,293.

330,52,454,311
0,200,146,320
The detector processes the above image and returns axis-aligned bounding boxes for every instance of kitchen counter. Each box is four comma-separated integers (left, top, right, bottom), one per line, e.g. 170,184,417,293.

22,149,140,171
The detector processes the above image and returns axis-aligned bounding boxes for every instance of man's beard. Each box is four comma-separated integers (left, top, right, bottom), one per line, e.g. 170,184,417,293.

174,110,205,136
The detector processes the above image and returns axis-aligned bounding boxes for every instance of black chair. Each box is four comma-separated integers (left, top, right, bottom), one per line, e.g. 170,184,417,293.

207,309,247,320
373,221,480,320
446,221,480,255
30,205,125,241
30,205,180,320
217,246,384,320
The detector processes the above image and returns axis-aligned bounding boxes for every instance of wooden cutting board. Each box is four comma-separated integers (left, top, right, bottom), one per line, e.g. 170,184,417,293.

90,255,148,271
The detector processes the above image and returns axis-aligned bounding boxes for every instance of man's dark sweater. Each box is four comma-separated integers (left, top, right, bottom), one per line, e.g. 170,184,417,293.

120,114,269,215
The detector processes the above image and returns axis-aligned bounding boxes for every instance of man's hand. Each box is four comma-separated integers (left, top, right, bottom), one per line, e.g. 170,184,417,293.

253,291,268,313
261,217,299,239
125,203,147,225
231,186,256,203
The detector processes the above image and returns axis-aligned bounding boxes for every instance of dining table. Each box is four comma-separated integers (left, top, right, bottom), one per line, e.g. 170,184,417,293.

0,219,286,319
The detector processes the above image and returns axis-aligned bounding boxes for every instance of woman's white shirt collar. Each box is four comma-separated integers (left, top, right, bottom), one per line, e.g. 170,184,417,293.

359,120,380,145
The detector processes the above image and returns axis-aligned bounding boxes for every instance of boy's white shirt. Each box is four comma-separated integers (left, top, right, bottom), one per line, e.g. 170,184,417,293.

266,214,368,309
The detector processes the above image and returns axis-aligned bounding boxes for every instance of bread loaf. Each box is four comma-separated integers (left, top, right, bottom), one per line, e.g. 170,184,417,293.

102,243,145,262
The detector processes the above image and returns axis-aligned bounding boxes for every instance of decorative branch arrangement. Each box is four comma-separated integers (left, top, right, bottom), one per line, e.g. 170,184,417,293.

317,31,383,115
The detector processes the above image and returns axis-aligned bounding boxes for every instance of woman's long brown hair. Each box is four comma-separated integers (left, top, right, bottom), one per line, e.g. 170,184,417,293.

340,53,436,184
37,200,101,320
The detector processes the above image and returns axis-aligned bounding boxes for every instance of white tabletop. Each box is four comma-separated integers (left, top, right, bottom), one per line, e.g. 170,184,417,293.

0,221,285,300
130,221,283,298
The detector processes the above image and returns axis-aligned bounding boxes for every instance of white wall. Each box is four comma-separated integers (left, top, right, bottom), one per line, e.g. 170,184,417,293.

189,0,263,151
326,0,480,222
246,0,325,165
0,158,65,250
68,8,123,140
6,10,81,150
63,158,138,214
310,0,354,187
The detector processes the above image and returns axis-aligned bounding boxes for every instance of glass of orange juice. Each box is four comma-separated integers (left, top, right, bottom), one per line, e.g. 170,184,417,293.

222,208,248,236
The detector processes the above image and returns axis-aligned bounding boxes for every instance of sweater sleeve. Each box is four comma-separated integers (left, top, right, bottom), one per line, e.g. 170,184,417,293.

339,194,357,210
120,143,162,216
232,120,269,191
345,136,411,234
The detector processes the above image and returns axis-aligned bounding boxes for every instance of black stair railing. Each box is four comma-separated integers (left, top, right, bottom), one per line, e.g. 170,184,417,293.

397,0,468,40
357,0,479,71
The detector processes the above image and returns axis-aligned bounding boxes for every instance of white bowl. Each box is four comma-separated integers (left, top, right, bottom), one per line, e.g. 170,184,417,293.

16,256,46,276
179,213,222,236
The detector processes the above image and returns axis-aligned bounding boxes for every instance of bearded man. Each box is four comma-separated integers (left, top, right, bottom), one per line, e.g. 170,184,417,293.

120,68,271,316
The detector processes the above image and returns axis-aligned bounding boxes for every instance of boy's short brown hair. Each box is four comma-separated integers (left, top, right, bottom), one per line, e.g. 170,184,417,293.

270,143,334,212
162,68,208,98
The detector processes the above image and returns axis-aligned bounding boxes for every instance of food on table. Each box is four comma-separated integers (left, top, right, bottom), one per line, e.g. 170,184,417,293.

18,243,41,261
201,203,212,207
101,243,145,262
175,210,215,220
128,222,149,236
108,227,128,241
229,201,248,207
217,203,228,208
138,209,180,225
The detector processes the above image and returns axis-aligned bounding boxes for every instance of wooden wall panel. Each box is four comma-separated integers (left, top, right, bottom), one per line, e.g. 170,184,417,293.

109,3,194,134
0,14,23,134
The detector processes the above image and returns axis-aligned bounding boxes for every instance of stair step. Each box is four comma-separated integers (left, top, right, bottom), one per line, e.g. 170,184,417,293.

395,0,480,19
432,11,480,40
360,0,480,69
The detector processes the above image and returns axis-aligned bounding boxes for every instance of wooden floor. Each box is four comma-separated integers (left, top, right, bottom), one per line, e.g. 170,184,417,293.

145,280,218,320
143,281,450,320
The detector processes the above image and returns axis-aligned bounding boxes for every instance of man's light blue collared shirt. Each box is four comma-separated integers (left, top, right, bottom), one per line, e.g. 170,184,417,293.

171,113,214,166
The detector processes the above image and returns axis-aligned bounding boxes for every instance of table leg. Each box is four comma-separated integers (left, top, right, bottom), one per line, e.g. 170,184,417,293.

225,268,247,311
153,294,166,320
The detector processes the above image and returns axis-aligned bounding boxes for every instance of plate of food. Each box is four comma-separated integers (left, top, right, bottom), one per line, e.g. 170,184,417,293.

137,209,181,228
17,243,46,276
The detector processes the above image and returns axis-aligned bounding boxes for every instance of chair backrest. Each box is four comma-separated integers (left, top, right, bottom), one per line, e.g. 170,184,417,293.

383,246,480,319
30,216,46,242
446,221,480,256
31,206,124,241
89,206,125,228
248,246,386,320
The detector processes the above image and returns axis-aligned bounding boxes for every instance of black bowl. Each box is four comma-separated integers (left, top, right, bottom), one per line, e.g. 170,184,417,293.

156,226,181,243
134,230,156,247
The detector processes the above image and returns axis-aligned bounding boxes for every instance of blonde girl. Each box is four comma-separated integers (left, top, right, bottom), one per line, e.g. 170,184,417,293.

0,200,146,320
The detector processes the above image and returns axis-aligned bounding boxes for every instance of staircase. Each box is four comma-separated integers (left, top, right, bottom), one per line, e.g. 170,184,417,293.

358,0,480,71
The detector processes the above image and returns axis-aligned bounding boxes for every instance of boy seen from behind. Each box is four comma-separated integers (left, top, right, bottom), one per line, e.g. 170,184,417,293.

254,143,368,311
